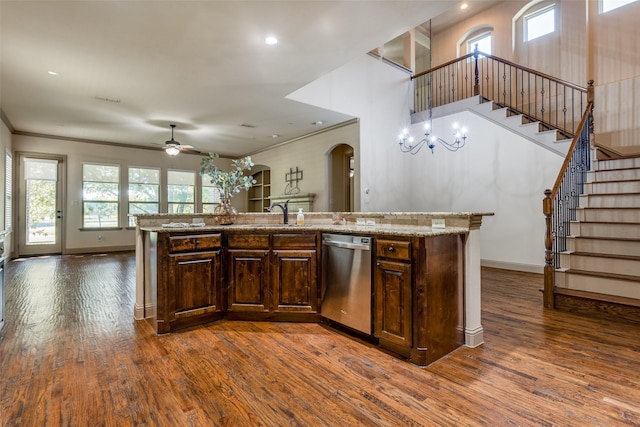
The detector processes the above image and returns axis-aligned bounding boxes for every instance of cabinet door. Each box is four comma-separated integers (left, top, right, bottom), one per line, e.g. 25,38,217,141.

374,259,412,349
272,249,318,313
169,250,222,319
228,249,270,312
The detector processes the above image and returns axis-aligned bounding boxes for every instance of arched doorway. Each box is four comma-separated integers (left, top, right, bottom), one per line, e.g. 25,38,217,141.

328,144,354,212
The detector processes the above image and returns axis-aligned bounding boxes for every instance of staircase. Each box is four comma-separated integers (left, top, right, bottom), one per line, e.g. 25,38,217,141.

554,156,640,313
412,95,573,156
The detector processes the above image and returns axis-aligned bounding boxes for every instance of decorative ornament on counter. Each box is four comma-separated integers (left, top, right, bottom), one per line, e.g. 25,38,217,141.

200,153,257,225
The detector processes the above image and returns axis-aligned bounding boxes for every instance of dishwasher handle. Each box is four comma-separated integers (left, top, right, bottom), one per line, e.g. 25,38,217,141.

322,240,371,251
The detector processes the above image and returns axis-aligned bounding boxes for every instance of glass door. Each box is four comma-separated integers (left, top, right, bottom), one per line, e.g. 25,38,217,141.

18,155,64,256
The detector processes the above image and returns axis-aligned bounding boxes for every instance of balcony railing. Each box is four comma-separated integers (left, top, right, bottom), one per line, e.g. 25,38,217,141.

412,49,588,138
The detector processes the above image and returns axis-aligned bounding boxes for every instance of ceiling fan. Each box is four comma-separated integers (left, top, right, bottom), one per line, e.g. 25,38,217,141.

164,124,200,155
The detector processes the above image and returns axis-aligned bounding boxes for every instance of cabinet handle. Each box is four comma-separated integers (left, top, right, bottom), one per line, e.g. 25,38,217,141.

388,246,395,252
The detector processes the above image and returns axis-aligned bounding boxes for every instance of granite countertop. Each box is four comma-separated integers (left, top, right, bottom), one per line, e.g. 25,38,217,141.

139,223,470,237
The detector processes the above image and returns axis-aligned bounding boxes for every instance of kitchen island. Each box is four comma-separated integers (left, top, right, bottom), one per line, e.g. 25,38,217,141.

134,211,492,366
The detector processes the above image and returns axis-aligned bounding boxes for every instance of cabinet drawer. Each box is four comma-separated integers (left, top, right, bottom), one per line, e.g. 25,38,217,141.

227,233,270,249
169,234,221,253
273,233,317,249
376,239,411,261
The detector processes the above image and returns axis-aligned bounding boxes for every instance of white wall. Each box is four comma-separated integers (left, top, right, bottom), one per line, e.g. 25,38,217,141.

288,55,416,212
285,54,564,270
13,134,234,253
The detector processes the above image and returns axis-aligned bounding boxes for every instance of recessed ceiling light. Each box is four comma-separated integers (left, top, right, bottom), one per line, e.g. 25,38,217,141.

265,36,278,45
460,3,468,10
272,134,280,138
312,120,324,125
48,70,59,76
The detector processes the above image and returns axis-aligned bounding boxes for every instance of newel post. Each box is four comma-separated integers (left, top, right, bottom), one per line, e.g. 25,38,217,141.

543,189,555,309
473,44,479,96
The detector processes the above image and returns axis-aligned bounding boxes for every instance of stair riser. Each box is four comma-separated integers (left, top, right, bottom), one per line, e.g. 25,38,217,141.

588,169,640,182
559,253,640,276
556,271,640,299
584,181,640,194
570,222,640,239
579,194,640,208
566,237,640,257
595,158,640,171
577,208,640,223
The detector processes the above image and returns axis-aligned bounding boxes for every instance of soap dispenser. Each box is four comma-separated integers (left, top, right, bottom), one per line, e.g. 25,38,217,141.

296,208,305,225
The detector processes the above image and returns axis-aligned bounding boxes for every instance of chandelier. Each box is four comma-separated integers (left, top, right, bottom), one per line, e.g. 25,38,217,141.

398,121,467,155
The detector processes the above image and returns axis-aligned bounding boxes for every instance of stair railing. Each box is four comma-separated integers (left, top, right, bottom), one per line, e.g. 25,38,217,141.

542,98,593,308
412,48,588,138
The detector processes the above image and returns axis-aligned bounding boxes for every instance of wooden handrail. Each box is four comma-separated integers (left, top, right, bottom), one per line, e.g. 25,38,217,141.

411,52,475,80
412,51,587,94
549,101,594,200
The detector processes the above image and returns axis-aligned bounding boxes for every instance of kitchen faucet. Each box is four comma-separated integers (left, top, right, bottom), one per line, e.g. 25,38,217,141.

268,200,290,224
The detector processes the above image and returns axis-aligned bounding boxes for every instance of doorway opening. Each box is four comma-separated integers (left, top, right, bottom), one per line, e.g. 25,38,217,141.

17,154,65,256
328,144,354,212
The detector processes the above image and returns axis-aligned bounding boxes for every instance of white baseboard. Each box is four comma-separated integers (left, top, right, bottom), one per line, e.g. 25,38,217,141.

465,326,484,348
481,259,543,274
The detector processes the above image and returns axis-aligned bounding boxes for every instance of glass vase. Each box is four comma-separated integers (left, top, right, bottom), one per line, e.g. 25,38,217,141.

214,198,238,225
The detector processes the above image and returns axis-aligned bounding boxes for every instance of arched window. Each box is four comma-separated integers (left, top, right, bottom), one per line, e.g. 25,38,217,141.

457,25,493,57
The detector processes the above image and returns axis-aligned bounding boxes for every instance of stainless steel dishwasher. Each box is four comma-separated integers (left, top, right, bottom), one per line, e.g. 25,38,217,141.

321,233,372,334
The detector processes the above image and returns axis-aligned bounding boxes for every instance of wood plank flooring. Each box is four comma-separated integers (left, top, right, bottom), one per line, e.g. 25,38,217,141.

1,252,640,426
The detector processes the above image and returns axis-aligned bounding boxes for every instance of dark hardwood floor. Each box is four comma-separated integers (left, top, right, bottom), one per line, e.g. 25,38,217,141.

1,252,639,426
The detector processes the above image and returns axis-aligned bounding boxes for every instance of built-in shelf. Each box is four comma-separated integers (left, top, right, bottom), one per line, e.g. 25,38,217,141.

248,169,271,212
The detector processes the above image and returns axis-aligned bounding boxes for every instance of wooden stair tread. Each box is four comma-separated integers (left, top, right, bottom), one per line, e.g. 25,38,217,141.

572,221,640,225
587,179,640,184
577,206,640,210
571,236,640,242
563,268,640,282
568,252,640,261
582,192,640,196
554,287,640,308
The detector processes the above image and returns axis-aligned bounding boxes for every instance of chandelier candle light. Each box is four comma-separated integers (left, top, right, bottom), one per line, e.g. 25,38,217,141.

398,121,468,155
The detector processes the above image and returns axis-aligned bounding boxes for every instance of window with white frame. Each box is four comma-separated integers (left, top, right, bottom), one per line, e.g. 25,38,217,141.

167,170,195,214
525,4,555,42
601,0,637,12
128,167,160,226
468,32,492,57
202,176,221,214
82,163,120,228
5,151,12,232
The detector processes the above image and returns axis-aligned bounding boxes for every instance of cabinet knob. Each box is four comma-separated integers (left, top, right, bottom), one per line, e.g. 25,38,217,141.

194,240,200,245
388,246,395,252
265,251,269,256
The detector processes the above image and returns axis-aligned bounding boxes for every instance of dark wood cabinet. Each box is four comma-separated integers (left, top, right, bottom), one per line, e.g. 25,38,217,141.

374,238,413,356
156,232,223,333
272,233,318,314
226,232,320,320
227,233,270,313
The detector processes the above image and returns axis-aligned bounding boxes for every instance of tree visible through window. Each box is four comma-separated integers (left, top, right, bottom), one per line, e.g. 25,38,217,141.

525,5,555,42
202,176,221,214
128,167,160,226
82,163,120,228
167,170,195,214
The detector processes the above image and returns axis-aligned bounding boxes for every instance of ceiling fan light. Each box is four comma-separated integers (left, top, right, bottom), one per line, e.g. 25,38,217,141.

165,146,180,156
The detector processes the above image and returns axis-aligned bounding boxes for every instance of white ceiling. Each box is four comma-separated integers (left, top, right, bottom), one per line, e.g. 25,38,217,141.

0,0,480,157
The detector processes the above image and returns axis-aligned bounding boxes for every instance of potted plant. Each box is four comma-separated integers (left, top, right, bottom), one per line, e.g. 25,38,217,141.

200,153,256,224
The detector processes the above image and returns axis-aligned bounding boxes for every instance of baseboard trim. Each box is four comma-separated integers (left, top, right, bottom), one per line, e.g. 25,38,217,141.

481,259,543,274
134,303,145,320
64,245,135,255
465,326,484,348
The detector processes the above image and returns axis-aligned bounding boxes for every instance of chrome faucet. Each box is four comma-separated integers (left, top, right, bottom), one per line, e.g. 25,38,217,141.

268,200,290,224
